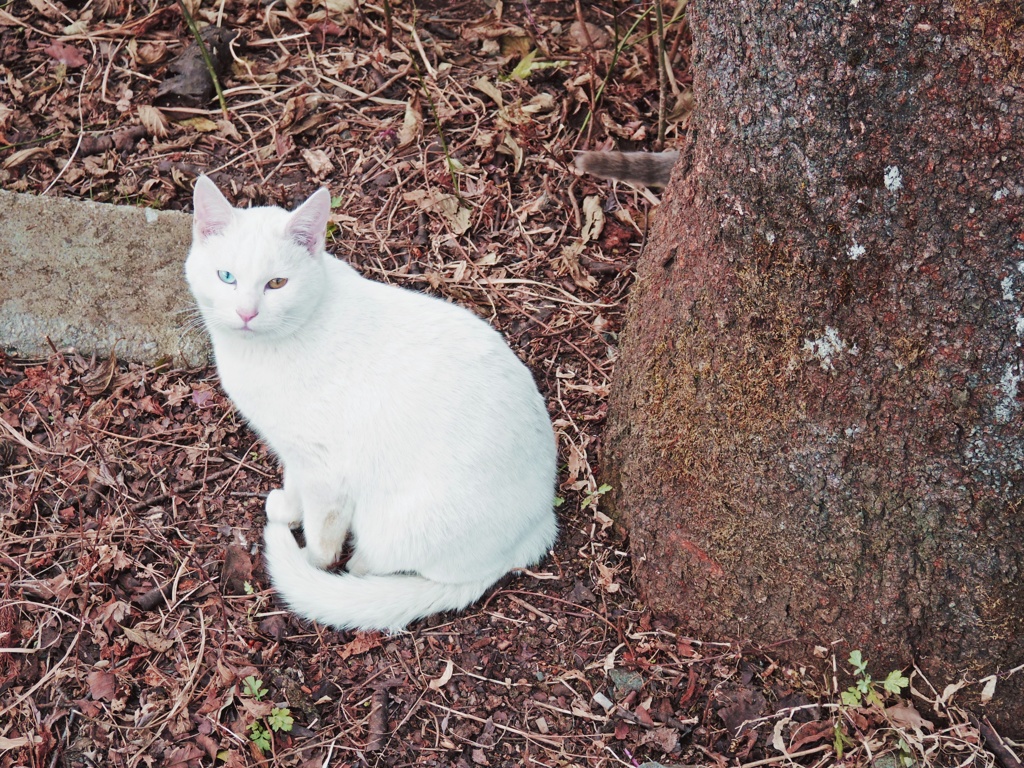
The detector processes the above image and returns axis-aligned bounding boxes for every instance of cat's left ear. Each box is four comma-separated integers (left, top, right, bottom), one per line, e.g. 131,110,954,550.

285,188,332,255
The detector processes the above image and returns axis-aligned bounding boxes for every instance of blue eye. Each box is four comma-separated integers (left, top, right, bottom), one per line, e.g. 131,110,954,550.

217,270,236,285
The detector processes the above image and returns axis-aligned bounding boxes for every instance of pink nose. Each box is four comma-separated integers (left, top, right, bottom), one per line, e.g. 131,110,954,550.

237,308,258,323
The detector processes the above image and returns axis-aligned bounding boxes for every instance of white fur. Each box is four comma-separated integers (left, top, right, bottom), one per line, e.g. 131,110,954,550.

185,177,558,631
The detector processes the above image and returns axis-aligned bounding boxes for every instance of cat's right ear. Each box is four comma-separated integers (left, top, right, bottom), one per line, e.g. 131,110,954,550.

193,176,235,241
285,188,332,256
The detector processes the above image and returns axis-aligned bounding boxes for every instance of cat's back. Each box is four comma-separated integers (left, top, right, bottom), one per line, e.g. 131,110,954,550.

321,263,548,439
337,263,526,371
220,261,543,441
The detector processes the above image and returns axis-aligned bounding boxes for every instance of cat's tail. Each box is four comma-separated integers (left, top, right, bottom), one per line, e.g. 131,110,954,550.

574,150,679,188
262,523,497,632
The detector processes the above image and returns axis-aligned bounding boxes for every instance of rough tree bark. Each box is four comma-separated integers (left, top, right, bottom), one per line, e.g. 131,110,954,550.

605,0,1024,733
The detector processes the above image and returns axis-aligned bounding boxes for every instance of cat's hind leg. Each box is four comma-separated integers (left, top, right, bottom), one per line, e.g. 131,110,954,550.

299,482,355,569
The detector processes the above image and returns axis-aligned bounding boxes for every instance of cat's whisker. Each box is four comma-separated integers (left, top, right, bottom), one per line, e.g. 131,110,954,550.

176,320,207,346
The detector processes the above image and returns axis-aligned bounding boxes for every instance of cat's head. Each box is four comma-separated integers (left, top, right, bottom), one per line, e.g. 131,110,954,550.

185,176,332,341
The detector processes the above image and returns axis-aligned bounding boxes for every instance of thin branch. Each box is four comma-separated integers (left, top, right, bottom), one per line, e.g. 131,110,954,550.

176,0,229,116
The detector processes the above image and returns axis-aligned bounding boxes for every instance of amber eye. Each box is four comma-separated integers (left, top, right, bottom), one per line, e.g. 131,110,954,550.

266,277,288,290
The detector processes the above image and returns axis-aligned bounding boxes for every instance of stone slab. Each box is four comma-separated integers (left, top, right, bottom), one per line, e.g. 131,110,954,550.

0,189,210,365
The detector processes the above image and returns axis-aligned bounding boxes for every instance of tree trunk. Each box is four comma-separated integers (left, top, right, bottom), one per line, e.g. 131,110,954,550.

605,0,1024,734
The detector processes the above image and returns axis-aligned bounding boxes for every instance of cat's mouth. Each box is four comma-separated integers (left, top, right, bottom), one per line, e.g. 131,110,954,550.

228,318,257,333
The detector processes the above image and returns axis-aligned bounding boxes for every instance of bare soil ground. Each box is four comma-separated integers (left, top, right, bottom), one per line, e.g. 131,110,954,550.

0,1,1015,766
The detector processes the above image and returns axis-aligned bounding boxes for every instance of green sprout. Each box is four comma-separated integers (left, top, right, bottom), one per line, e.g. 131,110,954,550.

242,675,267,701
840,650,909,709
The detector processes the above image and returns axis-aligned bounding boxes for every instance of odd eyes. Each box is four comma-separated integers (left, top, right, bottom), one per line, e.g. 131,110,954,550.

216,272,288,290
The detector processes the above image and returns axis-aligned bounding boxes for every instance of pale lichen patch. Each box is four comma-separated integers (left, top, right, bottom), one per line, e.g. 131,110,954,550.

995,362,1022,423
803,326,858,371
883,165,903,193
1002,275,1015,301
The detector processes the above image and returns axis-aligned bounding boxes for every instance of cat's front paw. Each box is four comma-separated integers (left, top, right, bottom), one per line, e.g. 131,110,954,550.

265,489,301,527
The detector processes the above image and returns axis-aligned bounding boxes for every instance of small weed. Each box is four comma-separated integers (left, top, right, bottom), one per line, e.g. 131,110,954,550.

242,675,267,701
832,721,855,760
833,650,910,759
840,649,909,709
501,49,568,82
581,483,612,511
897,738,915,768
247,721,272,753
247,707,294,755
240,677,293,754
268,707,294,733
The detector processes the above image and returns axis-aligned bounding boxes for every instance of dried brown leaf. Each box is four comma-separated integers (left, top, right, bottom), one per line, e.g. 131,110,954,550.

220,544,253,595
136,42,169,65
80,350,117,397
595,562,620,593
979,675,997,704
163,742,204,768
338,631,383,660
27,0,59,16
428,659,454,690
580,195,605,244
301,148,335,179
137,105,169,139
501,134,523,174
717,685,767,736
397,97,423,149
2,147,53,170
154,27,237,108
568,21,610,50
472,77,503,108
180,117,219,133
461,21,529,42
404,189,471,236
43,41,88,68
88,669,118,701
787,721,833,751
121,625,174,653
320,0,356,14
239,696,273,720
886,701,934,731
0,735,38,749
639,726,679,753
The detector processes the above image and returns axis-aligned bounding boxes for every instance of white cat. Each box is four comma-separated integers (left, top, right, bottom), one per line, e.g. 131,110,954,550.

185,177,558,632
